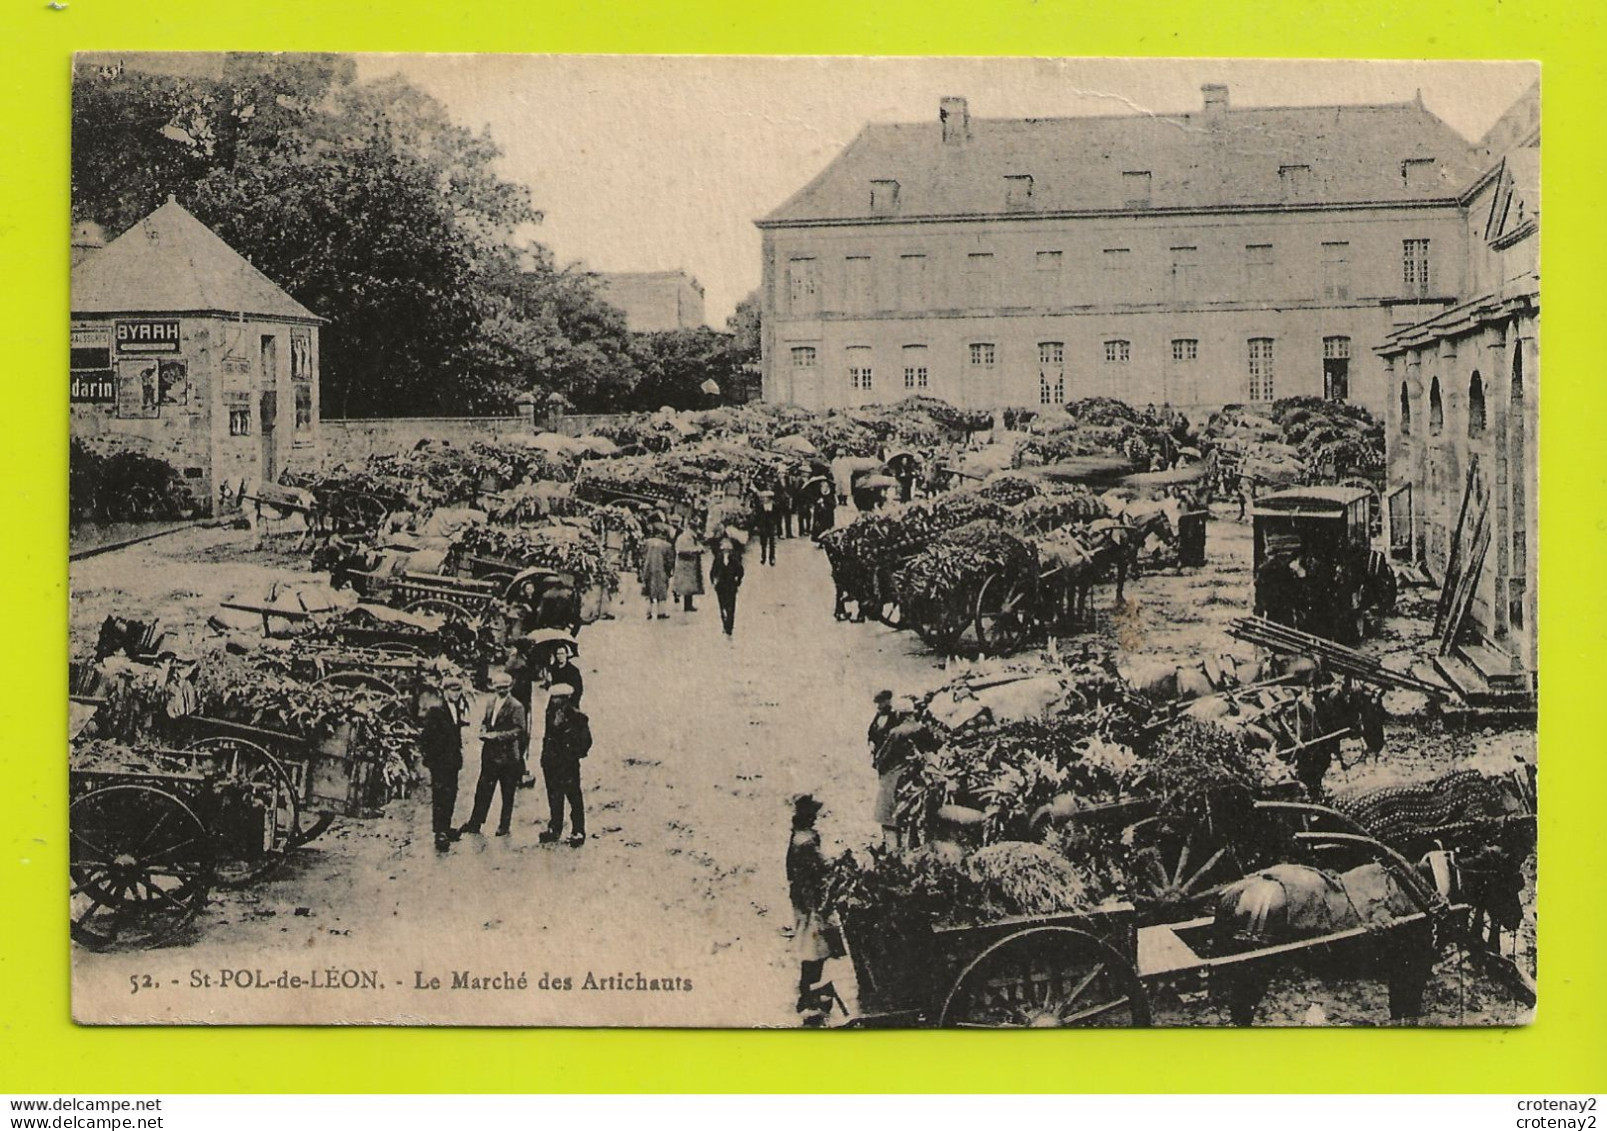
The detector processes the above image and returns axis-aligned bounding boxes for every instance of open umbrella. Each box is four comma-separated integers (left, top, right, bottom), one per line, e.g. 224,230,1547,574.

700,378,721,396
774,434,818,455
523,628,579,650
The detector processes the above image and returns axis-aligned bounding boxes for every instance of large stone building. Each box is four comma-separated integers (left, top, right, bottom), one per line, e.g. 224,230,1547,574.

595,270,707,332
71,198,323,513
755,86,1492,417
1378,84,1539,703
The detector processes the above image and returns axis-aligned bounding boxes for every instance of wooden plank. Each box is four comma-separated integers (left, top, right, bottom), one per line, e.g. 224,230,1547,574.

1439,514,1491,656
1434,460,1481,635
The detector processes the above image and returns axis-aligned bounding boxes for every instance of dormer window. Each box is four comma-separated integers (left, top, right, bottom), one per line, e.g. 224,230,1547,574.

1279,164,1312,200
1005,174,1034,208
1402,157,1437,190
1122,171,1152,208
870,180,900,213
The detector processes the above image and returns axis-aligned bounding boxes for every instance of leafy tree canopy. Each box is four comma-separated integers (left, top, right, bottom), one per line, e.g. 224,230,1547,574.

72,54,646,417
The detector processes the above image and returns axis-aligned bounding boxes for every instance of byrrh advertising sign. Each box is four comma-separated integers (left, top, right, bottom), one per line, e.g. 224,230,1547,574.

115,319,181,353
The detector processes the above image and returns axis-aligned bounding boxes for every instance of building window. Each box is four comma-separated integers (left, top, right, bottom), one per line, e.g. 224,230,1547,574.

1122,170,1152,208
844,255,873,312
1038,342,1065,405
790,346,818,369
1245,244,1274,291
1323,336,1351,402
1036,250,1063,271
869,180,900,212
1278,164,1312,200
897,254,927,310
1468,371,1487,437
1247,338,1275,401
786,258,819,315
1170,246,1200,296
902,345,929,391
1402,157,1437,190
1103,248,1132,272
1005,174,1034,208
965,252,996,306
1428,375,1444,435
294,383,313,432
847,347,873,392
1399,382,1411,435
969,342,996,371
1171,338,1198,362
228,405,252,436
1320,241,1351,300
1035,250,1064,306
1403,239,1432,297
1104,339,1130,365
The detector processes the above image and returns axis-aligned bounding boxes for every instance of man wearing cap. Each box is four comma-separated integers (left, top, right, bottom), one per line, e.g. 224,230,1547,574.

538,683,593,847
460,670,528,838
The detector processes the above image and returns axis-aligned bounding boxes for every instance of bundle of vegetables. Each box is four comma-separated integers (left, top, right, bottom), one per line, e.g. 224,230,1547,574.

79,657,193,746
1020,397,1183,470
308,606,500,677
574,453,698,506
190,648,420,791
806,414,882,459
895,520,1037,615
972,473,1043,508
893,396,995,436
1007,489,1106,537
849,408,945,451
466,441,578,486
1269,397,1384,478
924,490,1011,529
486,480,581,524
825,839,1122,938
1131,718,1294,814
585,503,645,558
451,521,620,595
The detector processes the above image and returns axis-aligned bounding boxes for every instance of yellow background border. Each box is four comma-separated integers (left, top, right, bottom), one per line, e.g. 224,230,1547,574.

3,0,1603,1093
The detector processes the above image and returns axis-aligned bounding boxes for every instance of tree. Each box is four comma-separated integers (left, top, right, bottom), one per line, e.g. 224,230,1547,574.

71,55,637,418
626,326,747,412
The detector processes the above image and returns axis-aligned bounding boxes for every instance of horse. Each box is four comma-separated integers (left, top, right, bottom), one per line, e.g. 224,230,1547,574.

1210,856,1451,1024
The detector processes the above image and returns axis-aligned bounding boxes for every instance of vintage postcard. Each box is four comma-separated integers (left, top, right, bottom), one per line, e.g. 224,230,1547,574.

68,54,1537,1026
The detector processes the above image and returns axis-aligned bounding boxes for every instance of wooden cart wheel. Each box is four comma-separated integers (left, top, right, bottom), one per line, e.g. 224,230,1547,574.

181,737,300,888
312,671,402,699
876,598,904,629
337,492,389,533
404,597,474,623
1124,816,1235,922
70,784,213,951
974,573,1034,655
939,926,1151,1028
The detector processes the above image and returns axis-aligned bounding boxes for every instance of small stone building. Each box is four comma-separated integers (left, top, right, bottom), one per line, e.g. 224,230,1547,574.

71,198,323,514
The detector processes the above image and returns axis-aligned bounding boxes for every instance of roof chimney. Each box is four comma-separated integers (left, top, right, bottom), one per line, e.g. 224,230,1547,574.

940,96,970,146
1201,83,1229,117
70,220,105,267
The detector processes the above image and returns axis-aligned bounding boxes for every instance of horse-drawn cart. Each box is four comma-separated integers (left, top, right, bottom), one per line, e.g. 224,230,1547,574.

835,799,1484,1027
842,901,1149,1027
69,736,331,951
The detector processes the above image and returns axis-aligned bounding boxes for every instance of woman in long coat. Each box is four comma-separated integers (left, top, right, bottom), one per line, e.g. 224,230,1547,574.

639,527,674,619
672,526,705,613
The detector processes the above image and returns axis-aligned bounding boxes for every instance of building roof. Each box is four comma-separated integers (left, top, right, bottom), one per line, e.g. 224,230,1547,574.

72,198,320,322
595,270,705,295
761,94,1484,226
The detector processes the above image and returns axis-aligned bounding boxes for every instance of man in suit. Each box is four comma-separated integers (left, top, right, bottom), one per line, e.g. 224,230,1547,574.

460,669,528,838
418,679,465,852
538,684,593,847
754,490,781,566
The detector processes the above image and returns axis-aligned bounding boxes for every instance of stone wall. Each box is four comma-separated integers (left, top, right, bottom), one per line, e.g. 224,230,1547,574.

317,415,534,467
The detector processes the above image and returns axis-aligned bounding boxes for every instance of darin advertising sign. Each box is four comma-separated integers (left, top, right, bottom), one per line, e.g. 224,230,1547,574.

115,319,181,353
